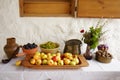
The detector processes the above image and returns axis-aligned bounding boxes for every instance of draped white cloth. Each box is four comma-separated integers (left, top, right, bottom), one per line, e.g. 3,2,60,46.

0,57,120,80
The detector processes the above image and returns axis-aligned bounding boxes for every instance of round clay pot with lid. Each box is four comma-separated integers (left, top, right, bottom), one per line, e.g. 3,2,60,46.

4,37,19,59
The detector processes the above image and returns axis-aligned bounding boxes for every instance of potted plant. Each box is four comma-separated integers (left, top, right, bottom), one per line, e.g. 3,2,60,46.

81,21,107,60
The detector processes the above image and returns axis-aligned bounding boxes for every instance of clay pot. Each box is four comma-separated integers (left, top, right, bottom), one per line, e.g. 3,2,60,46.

22,47,38,54
4,37,19,59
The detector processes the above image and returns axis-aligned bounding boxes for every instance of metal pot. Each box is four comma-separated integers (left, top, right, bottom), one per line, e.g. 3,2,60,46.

64,39,82,54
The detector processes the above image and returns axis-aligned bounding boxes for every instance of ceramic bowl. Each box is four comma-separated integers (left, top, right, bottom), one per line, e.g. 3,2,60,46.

22,47,38,54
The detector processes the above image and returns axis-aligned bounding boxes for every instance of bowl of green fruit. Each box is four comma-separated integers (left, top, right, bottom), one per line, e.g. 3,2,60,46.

40,41,59,54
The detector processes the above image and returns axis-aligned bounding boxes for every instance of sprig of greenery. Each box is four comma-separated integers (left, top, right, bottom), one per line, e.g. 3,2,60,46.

83,20,107,49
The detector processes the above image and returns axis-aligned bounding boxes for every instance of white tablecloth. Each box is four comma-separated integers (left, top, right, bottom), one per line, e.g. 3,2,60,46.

0,57,120,80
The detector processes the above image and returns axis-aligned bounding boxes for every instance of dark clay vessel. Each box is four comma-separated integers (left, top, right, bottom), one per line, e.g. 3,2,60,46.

4,37,19,59
64,39,82,55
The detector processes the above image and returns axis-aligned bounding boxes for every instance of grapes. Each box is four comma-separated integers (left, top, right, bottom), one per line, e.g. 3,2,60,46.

40,41,58,49
23,43,37,49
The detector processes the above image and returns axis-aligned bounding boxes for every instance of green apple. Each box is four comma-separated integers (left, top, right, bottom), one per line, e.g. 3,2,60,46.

57,56,61,61
64,53,72,58
33,54,40,60
67,56,73,60
30,58,36,65
58,60,64,65
54,62,58,65
73,58,79,64
64,58,71,65
36,59,42,65
56,53,61,57
35,51,40,56
48,60,54,66
40,52,45,57
47,53,53,60
70,61,76,65
47,55,52,60
51,53,56,57
41,54,47,59
42,59,48,65
47,53,51,56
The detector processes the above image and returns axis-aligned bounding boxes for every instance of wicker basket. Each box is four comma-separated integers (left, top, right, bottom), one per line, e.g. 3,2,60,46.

40,43,59,54
96,54,112,63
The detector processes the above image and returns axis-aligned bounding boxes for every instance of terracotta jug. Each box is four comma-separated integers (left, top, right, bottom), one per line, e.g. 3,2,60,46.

4,37,19,59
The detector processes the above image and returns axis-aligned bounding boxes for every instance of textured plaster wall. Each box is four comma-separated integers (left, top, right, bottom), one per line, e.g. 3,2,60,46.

0,0,120,60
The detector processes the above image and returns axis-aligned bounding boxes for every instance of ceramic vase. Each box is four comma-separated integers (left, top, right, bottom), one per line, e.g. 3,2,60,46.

83,44,93,60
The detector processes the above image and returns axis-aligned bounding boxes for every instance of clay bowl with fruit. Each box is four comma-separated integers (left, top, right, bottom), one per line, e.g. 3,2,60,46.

22,47,38,54
40,41,59,54
95,50,112,63
22,43,38,54
16,43,38,57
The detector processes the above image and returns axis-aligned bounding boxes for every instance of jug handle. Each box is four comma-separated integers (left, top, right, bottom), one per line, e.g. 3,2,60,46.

16,45,26,57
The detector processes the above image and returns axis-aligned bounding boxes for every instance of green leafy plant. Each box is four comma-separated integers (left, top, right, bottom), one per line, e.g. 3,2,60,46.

81,20,107,49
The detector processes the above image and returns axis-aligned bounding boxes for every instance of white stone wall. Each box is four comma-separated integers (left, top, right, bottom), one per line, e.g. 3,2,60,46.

0,0,120,60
